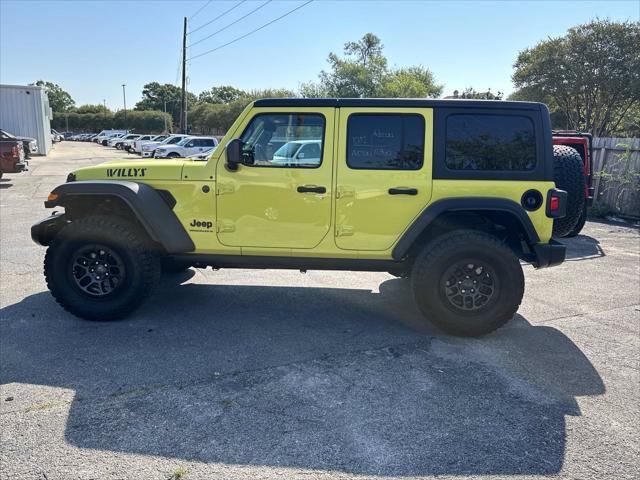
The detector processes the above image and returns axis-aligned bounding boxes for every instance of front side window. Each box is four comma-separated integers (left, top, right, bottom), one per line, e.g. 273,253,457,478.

347,114,425,170
240,113,325,168
445,114,536,171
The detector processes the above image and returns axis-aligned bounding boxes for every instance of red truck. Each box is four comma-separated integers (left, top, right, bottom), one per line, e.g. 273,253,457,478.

552,131,594,237
0,134,28,179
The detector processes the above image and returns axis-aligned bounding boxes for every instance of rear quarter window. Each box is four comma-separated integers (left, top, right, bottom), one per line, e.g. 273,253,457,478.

445,114,536,171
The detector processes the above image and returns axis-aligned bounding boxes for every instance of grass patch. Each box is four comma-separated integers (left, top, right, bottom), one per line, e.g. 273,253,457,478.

167,467,188,480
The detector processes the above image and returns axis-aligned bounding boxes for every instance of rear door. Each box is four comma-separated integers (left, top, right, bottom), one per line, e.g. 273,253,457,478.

335,108,433,250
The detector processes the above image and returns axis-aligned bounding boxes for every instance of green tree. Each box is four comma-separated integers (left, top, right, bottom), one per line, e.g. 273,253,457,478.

34,80,75,112
451,87,503,100
302,33,441,98
134,82,197,124
73,104,111,114
380,67,443,98
198,85,247,104
512,19,640,137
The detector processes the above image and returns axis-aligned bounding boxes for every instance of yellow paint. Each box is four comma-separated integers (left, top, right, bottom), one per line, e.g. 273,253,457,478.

67,101,556,259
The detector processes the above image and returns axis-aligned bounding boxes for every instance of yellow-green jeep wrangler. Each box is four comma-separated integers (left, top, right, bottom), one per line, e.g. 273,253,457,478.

32,98,577,336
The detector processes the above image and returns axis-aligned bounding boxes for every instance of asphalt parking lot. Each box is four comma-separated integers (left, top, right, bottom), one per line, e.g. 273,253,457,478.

1,142,638,480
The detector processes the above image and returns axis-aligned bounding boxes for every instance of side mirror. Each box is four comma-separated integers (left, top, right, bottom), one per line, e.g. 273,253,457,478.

226,138,243,171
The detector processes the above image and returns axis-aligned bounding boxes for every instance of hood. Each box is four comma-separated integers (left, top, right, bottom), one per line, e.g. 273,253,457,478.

15,135,37,142
72,159,186,181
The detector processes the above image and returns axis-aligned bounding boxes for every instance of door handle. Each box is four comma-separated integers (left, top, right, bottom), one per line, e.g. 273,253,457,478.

388,187,418,195
297,185,326,194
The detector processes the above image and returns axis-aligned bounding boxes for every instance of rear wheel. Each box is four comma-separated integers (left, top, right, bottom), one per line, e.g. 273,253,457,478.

552,145,585,237
411,230,524,336
44,215,160,321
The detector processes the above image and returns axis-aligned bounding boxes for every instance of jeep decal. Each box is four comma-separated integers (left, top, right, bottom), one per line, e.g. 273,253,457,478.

106,167,148,178
189,219,214,232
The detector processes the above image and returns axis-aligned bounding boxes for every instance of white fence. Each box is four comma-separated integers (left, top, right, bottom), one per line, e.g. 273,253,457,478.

592,137,640,219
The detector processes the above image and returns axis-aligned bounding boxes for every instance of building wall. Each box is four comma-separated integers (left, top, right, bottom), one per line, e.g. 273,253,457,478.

0,84,53,155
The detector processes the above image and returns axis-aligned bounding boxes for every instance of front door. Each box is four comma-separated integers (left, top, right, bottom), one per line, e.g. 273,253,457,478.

335,108,433,251
216,109,334,249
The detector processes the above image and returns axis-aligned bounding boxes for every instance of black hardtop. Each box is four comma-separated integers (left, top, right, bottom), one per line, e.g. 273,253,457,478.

253,98,545,111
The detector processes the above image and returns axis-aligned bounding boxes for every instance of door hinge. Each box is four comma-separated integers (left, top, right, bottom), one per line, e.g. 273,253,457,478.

336,225,354,237
216,220,235,233
216,182,235,195
336,186,355,199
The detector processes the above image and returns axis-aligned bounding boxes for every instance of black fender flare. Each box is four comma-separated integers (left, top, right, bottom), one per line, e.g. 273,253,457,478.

41,180,194,253
392,197,540,260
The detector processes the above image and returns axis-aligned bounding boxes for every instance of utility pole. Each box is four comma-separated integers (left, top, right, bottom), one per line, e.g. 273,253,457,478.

122,84,127,130
163,99,168,133
180,16,187,134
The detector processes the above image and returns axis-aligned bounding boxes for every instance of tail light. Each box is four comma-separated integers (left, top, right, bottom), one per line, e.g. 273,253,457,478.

11,146,18,157
546,189,567,218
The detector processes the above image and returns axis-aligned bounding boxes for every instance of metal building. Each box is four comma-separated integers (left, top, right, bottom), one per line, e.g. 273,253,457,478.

0,84,53,155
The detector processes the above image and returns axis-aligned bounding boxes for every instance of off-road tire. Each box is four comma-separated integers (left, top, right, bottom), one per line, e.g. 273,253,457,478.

44,215,161,321
552,145,585,237
411,230,524,337
565,204,588,237
161,257,192,274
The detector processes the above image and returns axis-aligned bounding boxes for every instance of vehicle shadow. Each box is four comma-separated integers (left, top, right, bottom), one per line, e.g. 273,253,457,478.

561,234,606,261
0,277,604,476
0,178,13,189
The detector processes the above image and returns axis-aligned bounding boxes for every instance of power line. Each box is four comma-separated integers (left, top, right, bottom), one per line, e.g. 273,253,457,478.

189,0,247,35
189,0,313,61
189,0,213,20
189,0,272,48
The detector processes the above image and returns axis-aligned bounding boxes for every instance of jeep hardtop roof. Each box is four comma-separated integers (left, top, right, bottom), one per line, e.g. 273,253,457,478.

253,98,545,110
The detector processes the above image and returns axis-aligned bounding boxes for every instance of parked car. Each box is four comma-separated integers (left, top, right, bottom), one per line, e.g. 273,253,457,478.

0,135,27,179
120,134,151,152
32,98,579,336
108,133,138,149
186,146,216,161
51,129,64,142
94,130,128,145
0,129,38,158
140,134,189,158
130,135,165,154
272,140,322,166
154,136,218,158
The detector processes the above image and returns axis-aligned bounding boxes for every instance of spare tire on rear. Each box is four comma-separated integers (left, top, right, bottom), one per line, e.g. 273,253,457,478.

552,145,585,237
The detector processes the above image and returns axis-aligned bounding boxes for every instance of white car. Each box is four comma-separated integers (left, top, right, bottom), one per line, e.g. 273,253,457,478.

154,136,218,158
95,130,127,145
130,135,168,155
108,133,139,149
141,134,189,158
271,140,322,166
186,146,216,161
122,134,153,152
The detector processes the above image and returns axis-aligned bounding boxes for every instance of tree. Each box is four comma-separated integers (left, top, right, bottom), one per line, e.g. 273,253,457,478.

512,20,640,137
198,85,247,104
34,80,75,112
134,82,197,124
302,33,441,98
379,67,443,98
73,104,111,114
451,88,503,100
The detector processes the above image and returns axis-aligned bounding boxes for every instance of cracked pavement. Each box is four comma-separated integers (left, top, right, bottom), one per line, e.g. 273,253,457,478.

1,142,639,479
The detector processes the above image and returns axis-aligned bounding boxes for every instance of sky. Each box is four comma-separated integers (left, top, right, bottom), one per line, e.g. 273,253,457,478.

1,0,638,110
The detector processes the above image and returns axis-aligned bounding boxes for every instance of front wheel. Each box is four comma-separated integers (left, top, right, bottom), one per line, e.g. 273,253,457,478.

44,216,160,321
167,152,181,158
411,230,524,336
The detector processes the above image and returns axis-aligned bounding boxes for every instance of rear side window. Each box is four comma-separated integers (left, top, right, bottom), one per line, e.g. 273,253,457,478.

445,114,536,171
347,114,424,170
